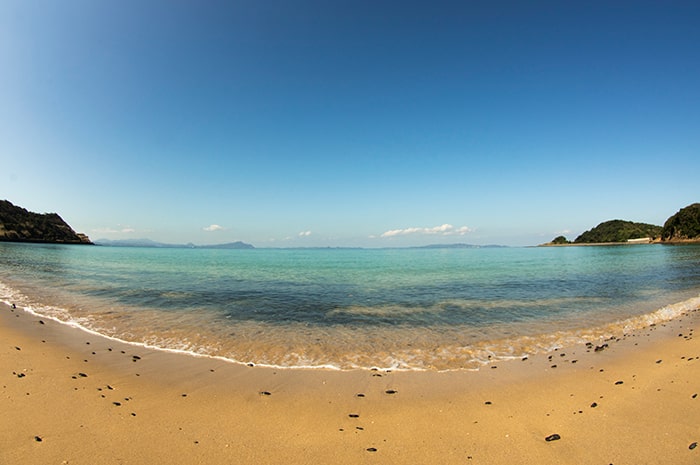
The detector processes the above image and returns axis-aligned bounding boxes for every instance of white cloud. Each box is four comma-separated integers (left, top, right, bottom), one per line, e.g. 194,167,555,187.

299,230,312,237
203,224,225,232
380,224,472,238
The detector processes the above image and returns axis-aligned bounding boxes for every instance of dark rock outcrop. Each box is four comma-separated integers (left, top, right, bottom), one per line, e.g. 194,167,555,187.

662,203,700,242
0,200,92,244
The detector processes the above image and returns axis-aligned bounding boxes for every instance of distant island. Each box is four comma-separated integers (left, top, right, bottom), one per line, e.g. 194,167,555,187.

94,238,255,249
544,203,700,246
0,200,92,244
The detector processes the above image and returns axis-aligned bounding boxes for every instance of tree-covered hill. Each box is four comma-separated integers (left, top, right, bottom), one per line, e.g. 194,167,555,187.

662,203,700,241
574,220,662,244
0,200,91,244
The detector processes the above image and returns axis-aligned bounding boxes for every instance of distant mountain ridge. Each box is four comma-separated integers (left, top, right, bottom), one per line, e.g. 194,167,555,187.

0,200,91,244
94,238,254,249
545,202,700,245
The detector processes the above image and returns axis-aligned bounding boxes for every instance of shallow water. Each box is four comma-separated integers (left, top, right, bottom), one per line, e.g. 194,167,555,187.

1,242,699,370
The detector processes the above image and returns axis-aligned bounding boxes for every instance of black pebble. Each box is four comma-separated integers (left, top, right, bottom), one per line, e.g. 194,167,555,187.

615,381,624,385
385,390,398,395
484,401,492,405
34,436,42,442
591,402,598,408
15,346,21,351
692,393,697,399
349,414,360,418
17,373,26,378
356,393,365,398
181,393,187,397
259,391,271,396
690,442,697,450
78,373,88,378
113,402,121,406
545,434,561,442
366,448,377,452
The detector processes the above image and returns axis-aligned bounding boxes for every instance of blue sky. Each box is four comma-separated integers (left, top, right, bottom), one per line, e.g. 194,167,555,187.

1,1,698,247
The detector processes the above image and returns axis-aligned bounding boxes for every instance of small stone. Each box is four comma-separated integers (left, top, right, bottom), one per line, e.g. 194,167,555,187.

484,401,492,405
545,434,561,442
39,320,45,325
385,390,398,395
690,442,697,450
591,402,598,408
356,393,365,398
113,402,121,406
259,391,271,396
34,436,42,442
615,381,624,385
692,393,697,399
78,373,88,378
348,414,360,418
366,447,377,452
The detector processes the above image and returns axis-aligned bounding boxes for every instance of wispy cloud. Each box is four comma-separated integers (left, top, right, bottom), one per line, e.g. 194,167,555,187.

380,224,472,238
299,230,312,237
92,227,136,234
203,224,225,232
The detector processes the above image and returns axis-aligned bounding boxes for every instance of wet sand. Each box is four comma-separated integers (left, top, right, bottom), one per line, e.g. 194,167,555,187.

2,301,699,465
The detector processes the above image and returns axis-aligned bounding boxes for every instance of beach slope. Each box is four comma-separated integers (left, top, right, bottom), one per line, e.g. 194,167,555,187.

2,302,699,464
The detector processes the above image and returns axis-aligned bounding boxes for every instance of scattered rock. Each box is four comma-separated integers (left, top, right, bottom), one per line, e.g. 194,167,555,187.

545,434,561,442
385,390,398,395
615,381,624,385
366,447,377,452
690,442,697,450
484,401,492,405
259,391,271,396
34,436,42,442
356,393,365,398
348,414,360,418
78,373,88,378
113,402,121,406
591,402,598,408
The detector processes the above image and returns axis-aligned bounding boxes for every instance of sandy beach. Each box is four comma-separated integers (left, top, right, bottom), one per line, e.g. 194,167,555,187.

2,301,699,465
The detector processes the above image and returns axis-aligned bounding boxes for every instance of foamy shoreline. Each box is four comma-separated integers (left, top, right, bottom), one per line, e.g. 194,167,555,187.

3,283,700,371
3,299,700,464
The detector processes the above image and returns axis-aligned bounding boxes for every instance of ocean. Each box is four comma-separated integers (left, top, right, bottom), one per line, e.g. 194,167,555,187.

1,242,699,371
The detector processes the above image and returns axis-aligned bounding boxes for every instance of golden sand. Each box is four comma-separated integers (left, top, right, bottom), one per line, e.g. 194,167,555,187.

2,301,699,464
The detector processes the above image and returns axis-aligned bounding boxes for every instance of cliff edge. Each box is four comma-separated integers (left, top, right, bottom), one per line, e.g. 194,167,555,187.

0,200,92,244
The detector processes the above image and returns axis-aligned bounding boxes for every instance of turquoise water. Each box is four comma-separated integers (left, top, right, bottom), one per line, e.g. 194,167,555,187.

1,242,699,370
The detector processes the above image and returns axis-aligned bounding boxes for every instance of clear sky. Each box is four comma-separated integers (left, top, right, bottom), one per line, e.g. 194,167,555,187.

1,1,698,247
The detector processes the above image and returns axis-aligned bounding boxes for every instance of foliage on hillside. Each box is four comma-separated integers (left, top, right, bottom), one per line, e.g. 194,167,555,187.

662,203,700,241
574,220,662,244
550,235,570,244
0,200,91,244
